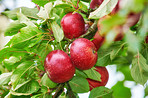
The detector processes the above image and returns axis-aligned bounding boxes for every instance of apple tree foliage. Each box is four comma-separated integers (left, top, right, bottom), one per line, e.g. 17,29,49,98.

0,0,148,98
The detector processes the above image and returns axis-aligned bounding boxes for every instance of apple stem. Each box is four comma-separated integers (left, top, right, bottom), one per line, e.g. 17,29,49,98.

80,20,98,39
53,83,65,98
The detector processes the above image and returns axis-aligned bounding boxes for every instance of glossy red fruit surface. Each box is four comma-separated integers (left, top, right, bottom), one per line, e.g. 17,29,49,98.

92,31,105,51
44,50,75,83
70,38,98,70
87,66,109,91
61,12,85,39
90,0,104,9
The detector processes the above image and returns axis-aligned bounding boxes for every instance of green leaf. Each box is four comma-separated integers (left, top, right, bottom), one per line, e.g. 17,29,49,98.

32,0,53,6
0,47,27,63
112,81,131,98
0,72,12,86
125,31,141,53
40,73,57,88
4,20,27,36
89,0,118,19
37,3,53,19
75,69,87,78
131,53,148,85
51,21,64,42
17,12,36,27
2,7,39,20
118,66,133,81
4,92,11,98
31,93,52,98
69,77,89,93
32,42,53,62
3,56,20,71
145,85,148,97
89,86,113,98
110,43,126,60
11,61,34,89
54,4,74,13
83,67,101,81
11,80,40,96
96,48,111,66
6,26,39,48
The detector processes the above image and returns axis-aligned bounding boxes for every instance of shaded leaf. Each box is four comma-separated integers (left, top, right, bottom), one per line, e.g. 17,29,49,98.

11,61,34,89
112,81,131,98
3,56,20,71
0,47,27,63
89,86,113,98
6,26,39,48
11,80,40,96
40,73,57,88
4,20,27,36
131,53,148,85
69,77,89,93
31,93,52,98
83,67,101,81
125,31,141,53
75,69,87,78
2,7,39,20
51,21,64,42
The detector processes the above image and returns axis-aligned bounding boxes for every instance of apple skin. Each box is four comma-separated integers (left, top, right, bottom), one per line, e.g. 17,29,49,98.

92,31,105,51
125,13,141,27
87,66,109,91
90,0,104,9
114,26,124,41
44,50,75,83
70,38,98,70
61,12,85,39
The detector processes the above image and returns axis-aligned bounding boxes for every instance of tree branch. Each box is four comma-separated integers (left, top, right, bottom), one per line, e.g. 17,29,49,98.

53,83,65,98
66,82,77,98
80,20,98,39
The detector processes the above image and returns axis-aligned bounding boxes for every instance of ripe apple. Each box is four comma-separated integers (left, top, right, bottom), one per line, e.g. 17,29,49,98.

44,50,75,83
90,0,104,9
125,13,141,27
114,26,124,41
61,12,85,39
70,38,98,70
110,0,120,15
87,66,109,91
92,31,105,51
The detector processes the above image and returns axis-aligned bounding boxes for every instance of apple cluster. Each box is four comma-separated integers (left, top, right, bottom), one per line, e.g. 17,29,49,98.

44,0,143,91
44,12,109,91
91,0,141,43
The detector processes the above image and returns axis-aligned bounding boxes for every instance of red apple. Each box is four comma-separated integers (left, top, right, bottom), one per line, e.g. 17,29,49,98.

61,12,85,39
114,26,124,41
110,0,120,15
92,31,105,51
70,38,98,70
146,36,148,43
125,13,141,27
44,50,75,83
90,0,104,9
87,66,109,91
